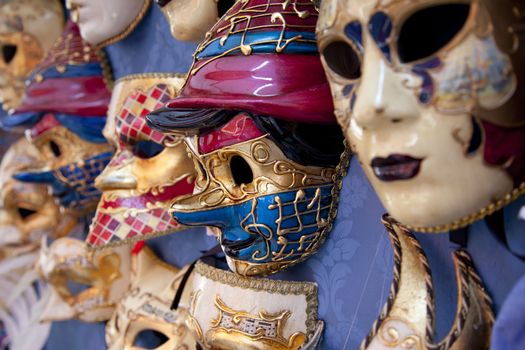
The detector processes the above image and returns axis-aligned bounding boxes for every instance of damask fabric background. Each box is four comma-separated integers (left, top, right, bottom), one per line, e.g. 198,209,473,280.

43,5,525,350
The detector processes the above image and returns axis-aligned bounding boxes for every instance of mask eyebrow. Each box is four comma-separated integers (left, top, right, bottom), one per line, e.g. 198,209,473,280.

345,20,363,52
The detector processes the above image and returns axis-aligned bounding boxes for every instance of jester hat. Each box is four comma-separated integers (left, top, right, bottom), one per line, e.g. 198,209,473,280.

148,0,338,130
0,20,111,142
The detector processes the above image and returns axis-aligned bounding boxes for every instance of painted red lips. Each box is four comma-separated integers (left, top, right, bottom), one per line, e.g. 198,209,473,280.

371,154,424,181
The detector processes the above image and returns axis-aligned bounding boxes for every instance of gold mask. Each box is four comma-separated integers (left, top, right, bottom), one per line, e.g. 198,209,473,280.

0,0,64,111
180,260,324,350
359,216,493,350
37,237,131,322
86,74,196,248
105,244,195,350
0,137,77,248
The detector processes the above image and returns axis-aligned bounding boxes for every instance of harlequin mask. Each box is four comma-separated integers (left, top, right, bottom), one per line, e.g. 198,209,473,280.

2,21,113,214
37,237,131,322
106,243,195,350
0,0,64,112
147,0,347,276
0,138,77,247
85,74,196,248
66,0,151,47
155,0,234,42
317,0,525,232
179,260,324,350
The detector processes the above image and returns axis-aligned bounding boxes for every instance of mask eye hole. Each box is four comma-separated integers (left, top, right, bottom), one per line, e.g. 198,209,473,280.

132,140,165,159
398,4,471,63
49,140,62,158
66,280,92,296
322,41,361,80
230,155,253,186
133,329,169,349
218,0,235,17
17,207,37,220
2,44,17,64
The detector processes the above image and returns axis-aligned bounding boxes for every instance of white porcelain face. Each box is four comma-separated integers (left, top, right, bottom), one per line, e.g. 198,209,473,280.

67,0,150,46
317,0,523,231
158,0,218,41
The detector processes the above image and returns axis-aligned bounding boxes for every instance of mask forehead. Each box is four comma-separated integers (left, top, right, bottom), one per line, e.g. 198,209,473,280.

115,84,175,147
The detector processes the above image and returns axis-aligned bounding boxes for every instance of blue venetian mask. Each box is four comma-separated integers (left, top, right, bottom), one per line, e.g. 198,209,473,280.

13,113,112,213
148,112,347,276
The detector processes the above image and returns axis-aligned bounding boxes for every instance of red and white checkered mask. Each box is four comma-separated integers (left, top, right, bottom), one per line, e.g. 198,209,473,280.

86,74,196,248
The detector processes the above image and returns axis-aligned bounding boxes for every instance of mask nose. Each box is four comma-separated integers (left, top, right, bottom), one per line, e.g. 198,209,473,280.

95,152,137,191
352,39,420,129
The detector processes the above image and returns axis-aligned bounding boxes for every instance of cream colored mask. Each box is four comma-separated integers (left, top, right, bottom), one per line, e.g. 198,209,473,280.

86,74,196,248
67,0,151,47
105,244,195,350
0,0,64,112
0,138,77,248
155,0,232,42
37,237,131,322
180,261,324,350
317,0,525,232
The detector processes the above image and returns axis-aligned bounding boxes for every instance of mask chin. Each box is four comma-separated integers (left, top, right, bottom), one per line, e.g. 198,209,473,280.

174,185,333,276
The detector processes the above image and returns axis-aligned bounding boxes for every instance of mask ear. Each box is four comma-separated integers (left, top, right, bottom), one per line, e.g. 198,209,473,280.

39,288,75,322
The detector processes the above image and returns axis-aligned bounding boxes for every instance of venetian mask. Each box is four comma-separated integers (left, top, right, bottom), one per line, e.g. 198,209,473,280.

85,74,195,248
105,243,195,350
37,237,131,322
180,260,324,350
3,21,113,214
317,0,525,232
155,0,235,42
66,0,151,47
0,138,77,248
0,0,64,112
146,0,347,276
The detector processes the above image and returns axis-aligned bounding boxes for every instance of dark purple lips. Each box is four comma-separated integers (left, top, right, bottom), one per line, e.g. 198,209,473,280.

371,154,424,181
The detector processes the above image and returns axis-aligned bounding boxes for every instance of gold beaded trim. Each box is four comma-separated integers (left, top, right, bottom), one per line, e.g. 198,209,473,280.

115,72,187,84
407,181,525,233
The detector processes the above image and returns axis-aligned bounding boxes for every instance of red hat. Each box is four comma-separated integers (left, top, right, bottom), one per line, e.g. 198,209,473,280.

12,21,111,118
152,0,336,127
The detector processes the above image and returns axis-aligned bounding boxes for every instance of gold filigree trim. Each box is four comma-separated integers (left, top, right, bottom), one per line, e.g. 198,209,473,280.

115,72,187,84
407,181,525,233
194,260,318,338
228,141,352,277
95,0,152,48
208,295,306,350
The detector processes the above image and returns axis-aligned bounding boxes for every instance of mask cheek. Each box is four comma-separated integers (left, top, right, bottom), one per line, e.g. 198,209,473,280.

432,34,516,113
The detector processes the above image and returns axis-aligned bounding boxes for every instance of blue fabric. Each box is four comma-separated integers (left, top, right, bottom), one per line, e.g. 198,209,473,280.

195,31,318,60
491,275,525,350
45,3,525,350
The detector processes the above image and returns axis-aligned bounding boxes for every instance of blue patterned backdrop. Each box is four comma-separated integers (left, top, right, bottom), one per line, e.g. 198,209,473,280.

44,4,525,350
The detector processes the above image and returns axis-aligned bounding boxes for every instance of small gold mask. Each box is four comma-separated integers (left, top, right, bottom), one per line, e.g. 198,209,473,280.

105,244,195,350
37,237,132,322
0,138,77,247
